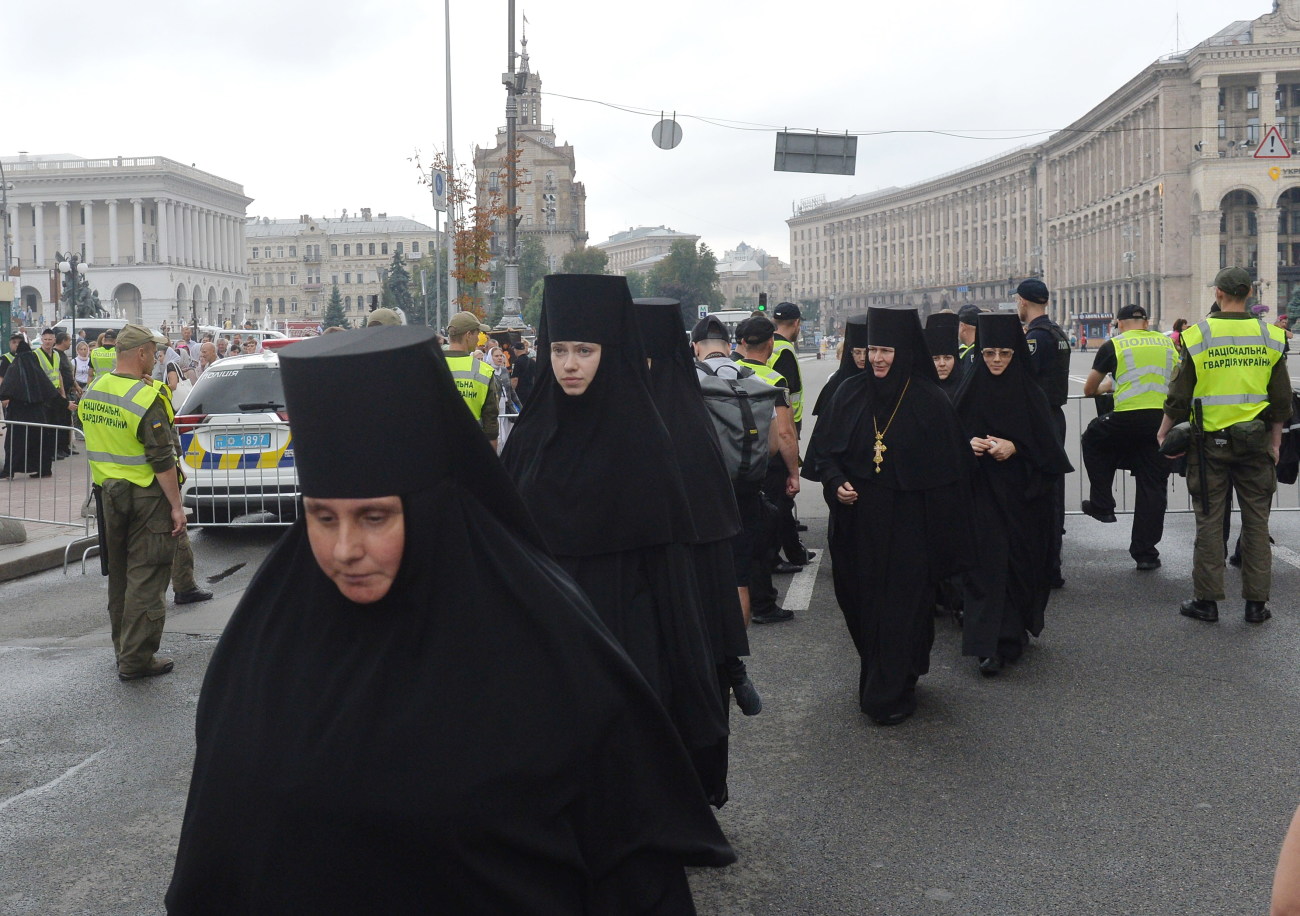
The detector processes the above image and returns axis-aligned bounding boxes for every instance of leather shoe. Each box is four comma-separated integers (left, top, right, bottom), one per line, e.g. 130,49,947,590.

978,656,1003,676
1081,500,1118,523
752,607,794,625
872,709,913,727
1245,601,1272,624
796,523,808,532
1180,598,1219,622
772,561,803,574
1135,558,1162,571
118,657,175,681
732,677,763,716
174,587,214,604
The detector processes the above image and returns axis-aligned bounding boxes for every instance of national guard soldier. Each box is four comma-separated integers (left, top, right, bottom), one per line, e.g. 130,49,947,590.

1018,279,1072,588
444,311,501,449
78,324,187,681
1080,304,1177,569
1159,267,1292,624
766,302,814,565
89,328,118,382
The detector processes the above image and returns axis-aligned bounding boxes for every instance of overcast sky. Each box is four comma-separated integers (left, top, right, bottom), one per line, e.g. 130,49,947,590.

7,0,1271,263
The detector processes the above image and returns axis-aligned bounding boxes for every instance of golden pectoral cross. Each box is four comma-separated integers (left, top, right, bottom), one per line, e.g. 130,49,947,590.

873,434,886,473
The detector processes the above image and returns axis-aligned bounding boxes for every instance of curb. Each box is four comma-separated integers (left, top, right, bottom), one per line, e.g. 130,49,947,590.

0,535,91,583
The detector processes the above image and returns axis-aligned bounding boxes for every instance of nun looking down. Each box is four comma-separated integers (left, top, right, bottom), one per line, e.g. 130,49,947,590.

166,324,734,914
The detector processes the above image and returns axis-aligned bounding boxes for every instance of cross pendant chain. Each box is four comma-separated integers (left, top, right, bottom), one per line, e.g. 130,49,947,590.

873,434,887,473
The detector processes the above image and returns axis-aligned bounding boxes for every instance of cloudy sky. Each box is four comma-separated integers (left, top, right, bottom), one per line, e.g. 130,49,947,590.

7,0,1271,263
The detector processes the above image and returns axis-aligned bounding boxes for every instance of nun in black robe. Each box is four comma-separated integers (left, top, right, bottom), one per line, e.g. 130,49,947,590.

803,314,868,484
811,308,969,725
954,314,1073,675
633,296,747,807
502,275,728,799
0,341,58,478
166,326,733,915
924,312,964,401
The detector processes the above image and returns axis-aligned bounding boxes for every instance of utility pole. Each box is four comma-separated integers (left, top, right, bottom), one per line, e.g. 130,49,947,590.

500,0,525,328
0,158,11,344
444,0,458,310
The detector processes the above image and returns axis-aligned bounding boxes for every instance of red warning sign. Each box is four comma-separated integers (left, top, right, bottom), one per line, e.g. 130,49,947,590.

1255,125,1292,159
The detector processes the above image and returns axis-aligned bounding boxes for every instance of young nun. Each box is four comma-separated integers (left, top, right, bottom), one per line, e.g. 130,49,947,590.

955,313,1073,676
810,308,969,726
167,326,734,914
634,297,750,806
502,275,728,797
924,311,964,400
802,315,869,486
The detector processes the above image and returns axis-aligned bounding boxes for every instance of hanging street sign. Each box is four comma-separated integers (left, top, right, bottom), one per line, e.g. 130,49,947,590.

432,171,448,212
1255,126,1292,159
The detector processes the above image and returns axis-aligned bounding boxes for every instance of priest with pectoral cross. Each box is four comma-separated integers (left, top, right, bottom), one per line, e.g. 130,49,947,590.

807,307,971,726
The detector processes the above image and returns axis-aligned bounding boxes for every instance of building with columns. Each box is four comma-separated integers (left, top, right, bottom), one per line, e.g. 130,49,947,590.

715,243,794,310
789,2,1300,335
1,154,251,327
592,226,701,276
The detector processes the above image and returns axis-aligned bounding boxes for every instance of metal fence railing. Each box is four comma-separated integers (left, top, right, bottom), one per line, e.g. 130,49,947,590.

1065,395,1300,516
0,419,95,533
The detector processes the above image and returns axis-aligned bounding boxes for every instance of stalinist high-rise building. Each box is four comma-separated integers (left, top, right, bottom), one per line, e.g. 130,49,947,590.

473,35,588,275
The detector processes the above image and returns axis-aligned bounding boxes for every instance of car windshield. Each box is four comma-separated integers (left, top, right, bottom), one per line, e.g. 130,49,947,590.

182,364,284,415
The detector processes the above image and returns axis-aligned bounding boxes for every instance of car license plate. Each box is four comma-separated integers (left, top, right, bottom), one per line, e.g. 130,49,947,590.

213,433,272,451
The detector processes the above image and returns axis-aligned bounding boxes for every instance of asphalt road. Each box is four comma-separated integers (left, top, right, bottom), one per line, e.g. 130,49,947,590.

3,350,1300,915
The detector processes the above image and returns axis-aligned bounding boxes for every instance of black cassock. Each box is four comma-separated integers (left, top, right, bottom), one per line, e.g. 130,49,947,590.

955,315,1073,662
810,311,968,721
0,348,58,476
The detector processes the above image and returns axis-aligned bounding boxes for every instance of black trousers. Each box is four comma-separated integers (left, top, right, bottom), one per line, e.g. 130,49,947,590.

1080,409,1170,562
1049,406,1066,581
762,459,808,565
747,483,781,616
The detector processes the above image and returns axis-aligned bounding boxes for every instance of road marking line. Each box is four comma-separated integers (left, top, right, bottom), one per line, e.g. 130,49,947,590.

1274,545,1300,571
0,748,106,814
780,551,823,611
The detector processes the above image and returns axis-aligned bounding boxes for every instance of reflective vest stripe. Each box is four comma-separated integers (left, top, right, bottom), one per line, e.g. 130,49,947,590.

85,450,149,465
740,359,786,390
444,355,493,420
1181,316,1285,431
35,348,61,388
1112,332,1177,410
1184,320,1286,356
1197,393,1269,406
80,380,154,418
90,347,116,371
78,374,163,487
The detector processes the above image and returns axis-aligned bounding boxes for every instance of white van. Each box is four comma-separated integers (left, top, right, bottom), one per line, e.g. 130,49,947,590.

52,317,130,344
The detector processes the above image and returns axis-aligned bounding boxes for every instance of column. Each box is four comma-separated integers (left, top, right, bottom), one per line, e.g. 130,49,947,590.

8,204,20,272
1195,210,1223,311
106,200,119,265
1201,76,1219,157
58,201,70,256
130,199,144,264
1258,207,1280,305
33,203,45,267
237,219,246,274
155,199,168,265
81,201,95,265
181,204,192,266
1260,72,1278,137
202,210,213,270
189,206,199,267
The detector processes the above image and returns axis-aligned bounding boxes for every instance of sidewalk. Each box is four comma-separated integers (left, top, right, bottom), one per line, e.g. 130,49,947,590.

0,444,96,582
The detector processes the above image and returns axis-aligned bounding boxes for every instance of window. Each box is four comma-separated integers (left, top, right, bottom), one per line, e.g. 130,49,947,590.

331,244,338,256
277,247,284,258
1247,87,1260,110
344,244,351,256
289,246,297,257
252,247,260,259
369,243,376,256
412,241,420,253
331,274,338,284
1248,118,1261,143
345,296,352,309
291,298,298,313
254,298,261,309
278,297,286,313
344,272,352,284
380,243,388,255
1218,119,1227,139
396,242,403,254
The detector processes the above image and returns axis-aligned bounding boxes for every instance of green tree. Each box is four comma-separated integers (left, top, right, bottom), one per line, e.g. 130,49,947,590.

625,271,648,299
647,240,723,327
487,236,549,327
523,278,545,330
323,284,347,329
384,251,413,318
1287,287,1300,328
560,246,608,275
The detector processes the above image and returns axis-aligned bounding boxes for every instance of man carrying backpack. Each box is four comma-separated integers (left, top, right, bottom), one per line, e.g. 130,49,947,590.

694,315,799,626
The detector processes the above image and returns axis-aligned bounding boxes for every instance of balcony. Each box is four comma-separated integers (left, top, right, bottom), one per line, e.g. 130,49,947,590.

302,282,322,292
303,253,322,264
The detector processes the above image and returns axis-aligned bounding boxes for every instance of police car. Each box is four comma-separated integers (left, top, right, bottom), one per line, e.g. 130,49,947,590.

173,352,298,525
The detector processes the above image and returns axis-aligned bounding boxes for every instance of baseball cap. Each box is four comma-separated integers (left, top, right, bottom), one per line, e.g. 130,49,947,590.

446,311,491,336
115,324,169,351
735,315,776,345
771,302,801,321
103,328,117,340
690,315,730,344
958,304,982,327
1016,279,1050,304
366,307,404,327
1116,304,1148,321
1214,267,1253,298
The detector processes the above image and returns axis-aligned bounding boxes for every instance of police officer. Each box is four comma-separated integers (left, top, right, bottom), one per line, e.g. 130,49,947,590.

78,324,186,681
957,305,981,375
766,303,814,567
89,328,118,381
1080,304,1177,569
1018,279,1071,588
1159,267,1291,624
444,311,501,448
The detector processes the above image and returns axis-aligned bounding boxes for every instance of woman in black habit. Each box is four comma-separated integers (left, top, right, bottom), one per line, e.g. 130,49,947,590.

924,311,964,400
166,326,734,914
955,313,1073,675
502,275,729,801
0,338,58,478
809,308,968,726
802,314,868,485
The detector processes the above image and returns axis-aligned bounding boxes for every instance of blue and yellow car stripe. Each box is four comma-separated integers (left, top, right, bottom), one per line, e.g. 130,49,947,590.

180,431,296,471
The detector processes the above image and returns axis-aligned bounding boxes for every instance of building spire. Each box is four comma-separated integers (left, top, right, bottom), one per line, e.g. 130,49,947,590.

520,18,530,73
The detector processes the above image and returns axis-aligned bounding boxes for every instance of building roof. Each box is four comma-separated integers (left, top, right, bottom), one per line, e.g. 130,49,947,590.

626,253,671,272
245,215,435,238
596,225,698,247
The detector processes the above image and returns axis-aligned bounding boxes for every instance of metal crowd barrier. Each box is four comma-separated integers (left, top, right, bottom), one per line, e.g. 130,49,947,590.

1064,395,1300,516
0,418,99,570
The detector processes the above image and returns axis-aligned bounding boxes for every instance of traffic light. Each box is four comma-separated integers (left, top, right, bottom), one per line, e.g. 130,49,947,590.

757,293,768,311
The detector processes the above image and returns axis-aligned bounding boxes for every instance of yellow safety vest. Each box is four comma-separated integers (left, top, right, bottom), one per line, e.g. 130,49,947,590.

738,358,787,392
78,373,165,487
90,346,116,372
1111,330,1178,412
35,347,62,390
766,337,803,423
444,354,495,420
1180,316,1286,432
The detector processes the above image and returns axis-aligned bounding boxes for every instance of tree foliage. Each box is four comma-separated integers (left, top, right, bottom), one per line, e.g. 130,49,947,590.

624,270,648,299
323,284,347,329
560,246,608,275
384,250,413,318
523,278,545,330
647,240,723,327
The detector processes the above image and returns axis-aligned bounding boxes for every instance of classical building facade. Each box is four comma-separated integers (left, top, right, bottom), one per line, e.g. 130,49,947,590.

593,225,701,275
473,37,588,275
716,242,794,309
2,154,250,327
244,210,439,327
789,2,1300,334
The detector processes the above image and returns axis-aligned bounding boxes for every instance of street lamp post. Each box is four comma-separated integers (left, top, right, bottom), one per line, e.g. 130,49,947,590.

0,158,12,343
57,252,89,347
